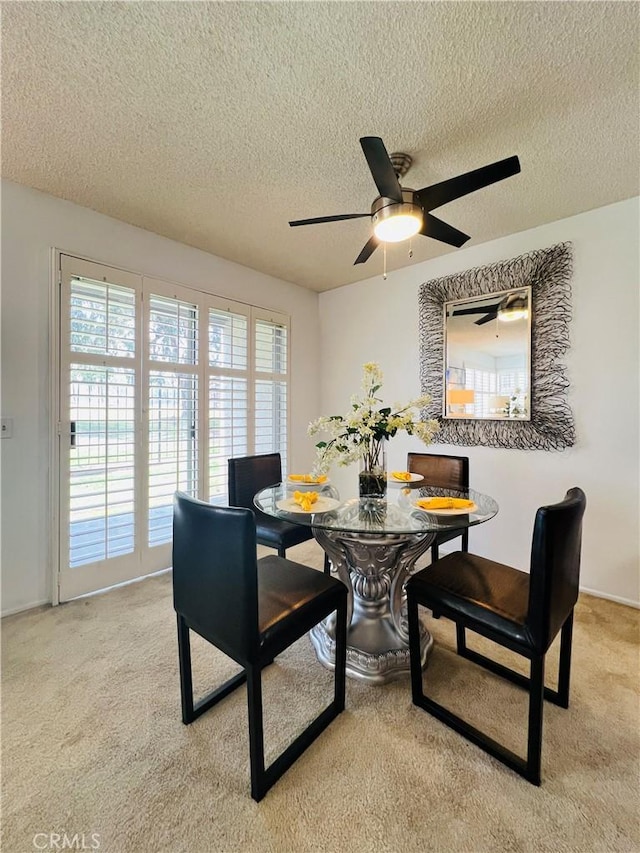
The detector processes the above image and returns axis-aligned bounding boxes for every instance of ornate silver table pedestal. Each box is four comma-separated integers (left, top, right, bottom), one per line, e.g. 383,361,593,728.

310,527,435,684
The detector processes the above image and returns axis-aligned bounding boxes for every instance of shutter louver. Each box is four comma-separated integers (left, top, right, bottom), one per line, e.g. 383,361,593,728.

67,275,137,569
254,318,288,470
148,372,198,546
148,293,199,547
207,307,249,502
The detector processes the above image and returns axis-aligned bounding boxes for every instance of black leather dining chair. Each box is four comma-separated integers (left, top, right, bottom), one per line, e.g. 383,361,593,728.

228,452,330,574
172,492,347,801
407,452,470,563
406,487,586,785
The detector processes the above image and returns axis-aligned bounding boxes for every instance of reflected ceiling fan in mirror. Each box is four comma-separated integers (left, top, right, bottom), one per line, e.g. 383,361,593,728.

289,137,521,266
452,291,530,325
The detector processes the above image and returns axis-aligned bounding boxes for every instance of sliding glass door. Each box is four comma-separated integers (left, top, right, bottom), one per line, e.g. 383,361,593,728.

58,255,289,600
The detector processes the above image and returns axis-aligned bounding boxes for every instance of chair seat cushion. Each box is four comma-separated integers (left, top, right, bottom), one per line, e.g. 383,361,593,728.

255,512,313,549
257,555,344,648
408,552,533,649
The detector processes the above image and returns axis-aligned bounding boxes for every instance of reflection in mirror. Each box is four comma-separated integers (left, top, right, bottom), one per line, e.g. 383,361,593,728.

444,287,531,420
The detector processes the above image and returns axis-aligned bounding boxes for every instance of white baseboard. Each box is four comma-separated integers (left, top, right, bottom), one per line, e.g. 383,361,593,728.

68,566,172,604
580,587,639,610
2,574,637,617
1,599,50,618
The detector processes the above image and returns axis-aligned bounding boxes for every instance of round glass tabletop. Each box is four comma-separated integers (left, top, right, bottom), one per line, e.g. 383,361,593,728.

254,482,498,535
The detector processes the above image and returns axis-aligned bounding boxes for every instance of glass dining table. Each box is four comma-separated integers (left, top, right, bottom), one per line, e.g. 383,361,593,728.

254,480,498,685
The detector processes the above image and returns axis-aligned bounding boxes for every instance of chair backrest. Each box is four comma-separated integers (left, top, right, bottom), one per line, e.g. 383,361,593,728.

228,453,282,510
527,487,586,653
407,452,469,491
172,492,259,660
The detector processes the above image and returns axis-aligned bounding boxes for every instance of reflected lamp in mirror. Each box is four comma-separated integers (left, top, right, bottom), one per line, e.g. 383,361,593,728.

444,287,532,421
447,388,476,417
488,395,510,415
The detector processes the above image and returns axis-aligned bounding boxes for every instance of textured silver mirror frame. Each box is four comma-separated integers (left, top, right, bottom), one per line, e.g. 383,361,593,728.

419,242,575,450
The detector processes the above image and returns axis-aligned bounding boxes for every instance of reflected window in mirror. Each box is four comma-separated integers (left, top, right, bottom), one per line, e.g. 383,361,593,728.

444,287,531,420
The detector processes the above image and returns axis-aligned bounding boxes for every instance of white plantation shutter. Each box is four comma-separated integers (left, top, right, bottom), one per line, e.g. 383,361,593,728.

255,380,287,454
58,255,290,600
146,292,199,547
68,364,136,566
70,279,136,358
60,258,142,600
255,317,287,373
67,277,137,568
460,367,528,417
498,369,527,397
148,371,199,545
207,304,250,503
148,294,199,365
254,313,288,472
463,368,496,417
209,307,248,371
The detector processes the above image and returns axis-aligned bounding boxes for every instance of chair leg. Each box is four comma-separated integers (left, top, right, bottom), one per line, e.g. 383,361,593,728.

407,602,548,785
526,655,545,785
177,614,195,724
556,610,574,709
323,551,331,575
407,595,424,704
246,665,266,802
247,598,348,802
278,544,286,558
430,542,440,563
176,614,247,725
461,529,469,552
456,626,572,707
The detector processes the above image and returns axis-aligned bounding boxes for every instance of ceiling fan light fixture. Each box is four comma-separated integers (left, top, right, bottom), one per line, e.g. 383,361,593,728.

371,191,423,243
373,211,422,242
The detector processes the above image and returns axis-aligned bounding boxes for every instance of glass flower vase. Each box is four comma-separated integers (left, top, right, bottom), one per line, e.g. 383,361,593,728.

358,438,387,498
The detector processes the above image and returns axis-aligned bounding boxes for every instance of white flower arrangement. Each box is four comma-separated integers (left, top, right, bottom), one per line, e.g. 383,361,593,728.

308,362,439,474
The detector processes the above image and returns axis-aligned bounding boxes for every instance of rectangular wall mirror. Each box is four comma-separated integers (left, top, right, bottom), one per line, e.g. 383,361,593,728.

443,286,532,420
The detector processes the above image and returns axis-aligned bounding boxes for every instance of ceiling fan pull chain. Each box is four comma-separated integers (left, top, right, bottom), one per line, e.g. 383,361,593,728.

383,242,387,280
409,238,413,259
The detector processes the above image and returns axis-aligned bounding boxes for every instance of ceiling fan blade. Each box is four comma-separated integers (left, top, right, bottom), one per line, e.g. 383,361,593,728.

416,155,521,211
360,137,403,203
475,312,498,326
289,213,370,227
354,235,379,265
453,303,501,316
420,213,470,248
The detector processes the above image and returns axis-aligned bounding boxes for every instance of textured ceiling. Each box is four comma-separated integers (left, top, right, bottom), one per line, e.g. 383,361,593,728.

3,2,639,292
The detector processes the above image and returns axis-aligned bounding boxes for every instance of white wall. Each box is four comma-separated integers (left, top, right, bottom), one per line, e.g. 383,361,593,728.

3,182,638,612
319,198,640,606
1,179,321,614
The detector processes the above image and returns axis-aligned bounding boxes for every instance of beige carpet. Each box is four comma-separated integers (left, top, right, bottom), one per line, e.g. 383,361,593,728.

2,540,639,853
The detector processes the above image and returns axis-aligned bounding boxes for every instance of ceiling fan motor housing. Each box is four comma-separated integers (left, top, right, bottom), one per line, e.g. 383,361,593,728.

371,188,423,226
389,151,413,179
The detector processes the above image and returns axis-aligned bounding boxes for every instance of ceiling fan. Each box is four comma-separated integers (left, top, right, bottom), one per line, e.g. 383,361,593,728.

289,136,521,266
451,292,529,325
